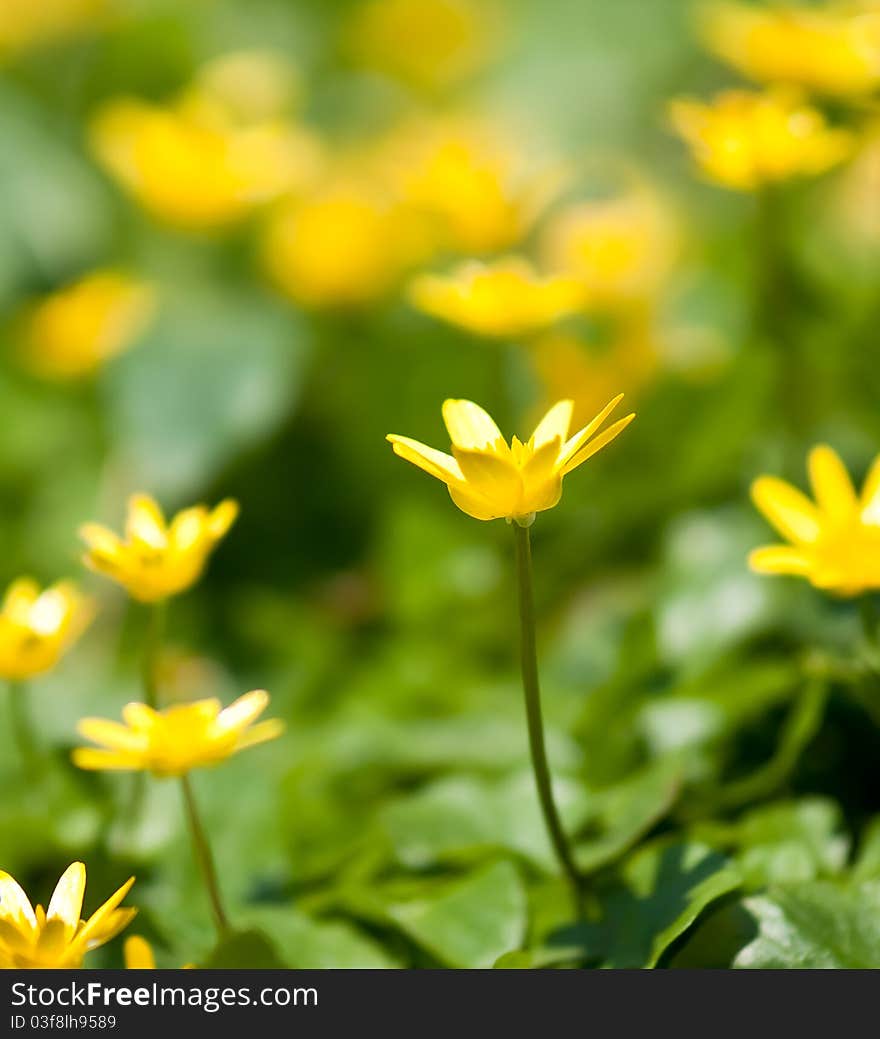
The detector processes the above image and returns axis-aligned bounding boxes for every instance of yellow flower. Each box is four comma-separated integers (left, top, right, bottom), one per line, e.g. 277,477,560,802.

700,1,880,98
539,188,678,308
346,0,499,91
90,93,319,232
123,935,194,970
0,579,93,681
380,116,562,254
669,89,853,191
80,494,238,603
749,444,880,596
410,259,585,338
0,0,108,56
72,690,284,777
0,862,135,968
262,180,427,307
387,397,634,522
19,270,155,380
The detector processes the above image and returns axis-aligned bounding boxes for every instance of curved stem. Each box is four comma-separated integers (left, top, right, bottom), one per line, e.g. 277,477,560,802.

8,681,37,770
180,773,231,939
512,521,583,905
141,601,166,709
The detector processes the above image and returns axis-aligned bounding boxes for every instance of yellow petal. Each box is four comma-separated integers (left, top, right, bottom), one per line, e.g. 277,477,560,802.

207,499,239,540
559,393,624,466
808,444,857,521
124,935,156,969
121,702,159,731
0,871,37,929
72,748,141,771
521,439,565,513
561,413,635,475
126,494,167,549
216,689,270,733
77,718,148,752
233,717,286,750
79,523,125,563
751,476,822,544
442,399,504,450
387,435,464,483
531,400,573,448
748,545,813,576
861,453,880,524
453,448,523,514
74,876,135,952
447,482,506,520
169,507,208,553
2,578,40,618
46,862,86,932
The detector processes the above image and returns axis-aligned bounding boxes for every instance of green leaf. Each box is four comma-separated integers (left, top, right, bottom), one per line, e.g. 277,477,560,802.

387,861,527,968
202,929,288,969
736,882,880,968
240,907,399,969
549,842,741,968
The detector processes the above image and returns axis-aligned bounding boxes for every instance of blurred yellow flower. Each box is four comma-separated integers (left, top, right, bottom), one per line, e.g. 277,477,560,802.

531,317,661,431
700,1,880,98
0,0,108,56
0,862,135,968
540,189,678,308
0,578,93,681
19,270,155,380
346,0,499,91
262,180,426,307
381,117,562,254
123,935,194,970
90,93,319,232
750,444,880,596
190,50,300,125
387,396,634,522
669,89,853,190
73,690,284,777
410,258,584,337
80,494,238,603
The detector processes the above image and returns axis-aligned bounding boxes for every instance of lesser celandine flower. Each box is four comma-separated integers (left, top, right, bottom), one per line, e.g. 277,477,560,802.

388,397,633,907
0,578,93,682
73,690,282,938
0,862,135,968
346,0,500,91
381,116,562,254
80,494,238,604
73,690,284,776
388,397,633,523
669,88,853,191
540,188,678,308
700,1,880,98
410,258,584,338
262,179,426,307
0,0,108,56
90,88,319,232
750,444,880,596
19,270,155,381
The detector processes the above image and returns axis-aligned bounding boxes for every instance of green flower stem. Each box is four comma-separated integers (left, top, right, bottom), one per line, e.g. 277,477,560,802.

8,681,37,769
860,596,880,649
180,772,231,939
512,521,583,905
141,600,167,709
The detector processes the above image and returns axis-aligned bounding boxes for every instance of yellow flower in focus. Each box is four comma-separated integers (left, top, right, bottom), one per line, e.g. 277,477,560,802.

700,1,880,98
669,89,853,190
90,95,319,232
80,494,238,603
410,258,584,338
262,181,426,307
750,444,880,596
381,117,562,254
73,690,284,777
387,397,634,522
540,190,678,308
19,270,155,380
0,579,93,681
0,862,135,968
0,0,108,56
347,0,499,91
